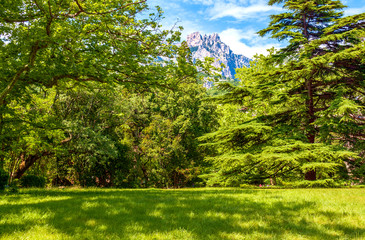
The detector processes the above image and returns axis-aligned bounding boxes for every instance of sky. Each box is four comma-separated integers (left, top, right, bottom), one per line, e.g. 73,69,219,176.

147,0,365,58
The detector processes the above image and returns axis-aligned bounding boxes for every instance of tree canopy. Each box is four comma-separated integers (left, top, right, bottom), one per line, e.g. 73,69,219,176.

0,0,185,106
0,0,218,187
201,0,365,185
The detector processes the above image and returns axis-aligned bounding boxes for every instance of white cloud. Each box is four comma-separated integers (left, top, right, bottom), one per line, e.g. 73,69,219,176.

183,0,215,5
180,0,282,20
183,0,269,6
220,28,281,58
209,3,282,20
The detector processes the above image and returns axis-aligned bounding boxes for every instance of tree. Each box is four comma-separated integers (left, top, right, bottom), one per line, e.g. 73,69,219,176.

0,0,206,182
257,0,346,147
200,0,365,184
117,79,218,188
0,0,182,105
0,43,219,187
48,85,132,187
139,115,185,188
257,0,365,180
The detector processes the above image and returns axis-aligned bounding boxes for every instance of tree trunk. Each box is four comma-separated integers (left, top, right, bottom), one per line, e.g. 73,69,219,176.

305,170,316,181
13,152,51,179
270,177,277,185
141,165,148,188
0,105,5,169
305,77,317,181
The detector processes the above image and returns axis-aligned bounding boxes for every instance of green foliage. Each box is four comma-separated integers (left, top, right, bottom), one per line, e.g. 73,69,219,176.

0,168,8,190
20,175,46,188
0,0,183,105
201,0,365,185
200,122,272,151
291,179,340,188
0,65,218,188
216,104,251,130
6,179,19,193
202,135,354,186
140,115,185,187
116,82,218,188
0,1,219,188
260,0,345,60
206,78,240,96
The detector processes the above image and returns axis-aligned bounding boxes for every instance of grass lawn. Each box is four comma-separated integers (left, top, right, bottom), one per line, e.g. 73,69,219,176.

0,188,364,240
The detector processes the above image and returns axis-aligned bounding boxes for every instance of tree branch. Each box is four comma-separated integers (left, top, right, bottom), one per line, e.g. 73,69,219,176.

0,65,29,105
0,40,47,105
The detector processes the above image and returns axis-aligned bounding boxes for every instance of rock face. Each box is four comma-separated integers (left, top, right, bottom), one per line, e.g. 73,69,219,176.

187,32,251,79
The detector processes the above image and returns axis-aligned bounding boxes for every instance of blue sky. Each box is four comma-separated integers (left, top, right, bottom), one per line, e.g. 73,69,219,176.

147,0,365,58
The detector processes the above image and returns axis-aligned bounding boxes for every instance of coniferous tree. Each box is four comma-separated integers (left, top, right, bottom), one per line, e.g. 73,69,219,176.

257,0,365,180
201,0,365,184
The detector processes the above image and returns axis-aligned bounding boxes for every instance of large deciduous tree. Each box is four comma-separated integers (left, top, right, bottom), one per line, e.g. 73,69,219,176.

117,80,218,188
0,0,212,183
0,0,182,105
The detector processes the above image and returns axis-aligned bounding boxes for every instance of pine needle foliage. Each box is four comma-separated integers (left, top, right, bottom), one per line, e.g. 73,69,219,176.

202,0,365,185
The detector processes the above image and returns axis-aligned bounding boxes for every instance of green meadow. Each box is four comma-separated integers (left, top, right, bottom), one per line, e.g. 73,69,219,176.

0,188,364,240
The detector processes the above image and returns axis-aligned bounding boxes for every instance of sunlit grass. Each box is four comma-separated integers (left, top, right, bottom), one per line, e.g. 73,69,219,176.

0,188,364,239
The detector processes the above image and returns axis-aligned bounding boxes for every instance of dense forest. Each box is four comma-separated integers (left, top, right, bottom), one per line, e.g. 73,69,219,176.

0,0,364,189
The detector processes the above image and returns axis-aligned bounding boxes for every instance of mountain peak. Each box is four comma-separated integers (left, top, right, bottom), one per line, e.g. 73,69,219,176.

187,32,251,79
187,32,203,47
210,33,220,41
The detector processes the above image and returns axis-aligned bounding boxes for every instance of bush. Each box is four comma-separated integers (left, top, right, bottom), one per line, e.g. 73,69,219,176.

293,179,339,188
20,175,46,188
7,179,20,193
0,168,9,190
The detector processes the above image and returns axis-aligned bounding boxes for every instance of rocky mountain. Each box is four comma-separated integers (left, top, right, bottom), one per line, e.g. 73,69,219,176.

187,32,251,79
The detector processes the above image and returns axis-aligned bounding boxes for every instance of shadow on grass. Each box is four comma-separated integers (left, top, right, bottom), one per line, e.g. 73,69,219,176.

0,189,364,239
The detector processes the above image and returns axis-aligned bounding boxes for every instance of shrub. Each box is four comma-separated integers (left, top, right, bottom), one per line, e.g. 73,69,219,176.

0,168,9,190
7,179,20,193
20,175,46,188
293,179,339,188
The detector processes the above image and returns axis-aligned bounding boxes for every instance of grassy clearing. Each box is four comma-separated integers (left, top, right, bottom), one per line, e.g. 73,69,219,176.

0,188,364,240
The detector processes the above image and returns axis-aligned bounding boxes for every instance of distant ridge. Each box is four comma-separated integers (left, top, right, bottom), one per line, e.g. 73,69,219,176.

187,32,251,79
